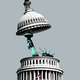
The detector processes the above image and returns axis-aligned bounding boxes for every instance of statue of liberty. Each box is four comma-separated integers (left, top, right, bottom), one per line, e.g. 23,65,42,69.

25,32,39,56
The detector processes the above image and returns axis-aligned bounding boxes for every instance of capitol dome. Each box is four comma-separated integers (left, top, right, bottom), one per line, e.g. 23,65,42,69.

16,0,51,35
17,56,63,80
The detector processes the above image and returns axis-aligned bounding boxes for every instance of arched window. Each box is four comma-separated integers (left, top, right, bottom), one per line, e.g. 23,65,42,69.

52,61,53,65
28,60,29,65
39,60,41,64
43,60,44,64
36,60,38,64
25,61,26,66
46,60,48,64
54,61,55,66
49,60,50,64
30,60,31,65
33,60,34,64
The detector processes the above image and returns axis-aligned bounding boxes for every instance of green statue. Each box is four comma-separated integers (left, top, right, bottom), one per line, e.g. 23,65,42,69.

25,33,39,56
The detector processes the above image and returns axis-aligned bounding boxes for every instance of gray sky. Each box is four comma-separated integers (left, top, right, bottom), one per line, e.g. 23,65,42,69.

0,0,80,80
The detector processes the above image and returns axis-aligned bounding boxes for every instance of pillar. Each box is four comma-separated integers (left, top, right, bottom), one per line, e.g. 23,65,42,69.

53,71,55,80
48,60,49,65
48,71,51,80
37,71,39,80
56,72,57,80
41,59,43,64
17,74,18,80
24,62,25,66
61,74,63,80
38,59,39,65
41,70,43,80
21,73,22,80
45,71,47,80
57,72,59,80
34,59,36,65
23,72,25,80
31,60,33,65
50,60,52,65
33,71,36,80
28,60,30,65
26,72,28,80
44,59,46,64
26,61,27,66
30,71,32,80
59,73,61,80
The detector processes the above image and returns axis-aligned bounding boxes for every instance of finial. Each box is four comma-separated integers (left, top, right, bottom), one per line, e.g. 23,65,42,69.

23,0,33,14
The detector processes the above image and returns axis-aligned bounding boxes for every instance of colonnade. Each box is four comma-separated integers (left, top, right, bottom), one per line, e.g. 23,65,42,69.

21,59,59,68
18,70,63,80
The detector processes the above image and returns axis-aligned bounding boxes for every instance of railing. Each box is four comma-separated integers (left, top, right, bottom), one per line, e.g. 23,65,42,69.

21,57,59,68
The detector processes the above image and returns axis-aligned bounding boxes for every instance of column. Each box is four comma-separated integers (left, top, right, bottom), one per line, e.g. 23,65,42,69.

56,72,57,80
38,59,39,65
21,73,22,80
59,73,61,80
57,72,59,80
48,71,51,80
17,74,18,80
33,71,36,80
31,60,33,65
48,60,49,65
61,74,63,80
56,61,57,67
18,74,20,80
41,59,43,64
37,71,39,80
50,60,52,66
44,59,46,64
23,72,25,80
30,71,32,80
41,70,43,80
53,71,55,80
26,61,27,66
45,71,47,80
24,61,25,66
57,62,59,68
28,60,30,66
34,59,36,65
53,61,54,66
26,72,28,80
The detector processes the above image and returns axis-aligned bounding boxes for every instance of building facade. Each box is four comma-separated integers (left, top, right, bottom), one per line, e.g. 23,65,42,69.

17,56,63,80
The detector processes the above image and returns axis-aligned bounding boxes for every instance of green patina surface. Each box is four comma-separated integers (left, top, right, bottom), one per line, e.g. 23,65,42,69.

25,33,33,36
31,47,36,56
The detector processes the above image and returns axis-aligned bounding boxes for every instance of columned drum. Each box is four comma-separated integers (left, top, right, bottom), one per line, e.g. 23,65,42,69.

17,56,63,80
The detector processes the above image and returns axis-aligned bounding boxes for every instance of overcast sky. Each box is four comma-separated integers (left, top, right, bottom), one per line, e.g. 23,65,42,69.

0,0,80,80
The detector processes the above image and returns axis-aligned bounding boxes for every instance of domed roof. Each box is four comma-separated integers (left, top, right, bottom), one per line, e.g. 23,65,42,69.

19,11,47,23
16,0,51,35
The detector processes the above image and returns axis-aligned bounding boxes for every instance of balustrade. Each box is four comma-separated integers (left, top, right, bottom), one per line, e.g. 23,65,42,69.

21,57,59,68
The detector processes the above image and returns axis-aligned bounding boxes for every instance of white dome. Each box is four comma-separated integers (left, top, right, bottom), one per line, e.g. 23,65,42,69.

16,0,51,35
19,11,48,23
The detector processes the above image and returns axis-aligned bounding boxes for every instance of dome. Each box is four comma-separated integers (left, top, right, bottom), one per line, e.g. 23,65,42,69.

16,0,51,35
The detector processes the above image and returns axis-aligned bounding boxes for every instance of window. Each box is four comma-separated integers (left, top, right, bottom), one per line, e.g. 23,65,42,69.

36,60,38,64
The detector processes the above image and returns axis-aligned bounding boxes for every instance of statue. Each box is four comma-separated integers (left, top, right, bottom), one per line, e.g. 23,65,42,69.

25,33,39,56
38,48,55,57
